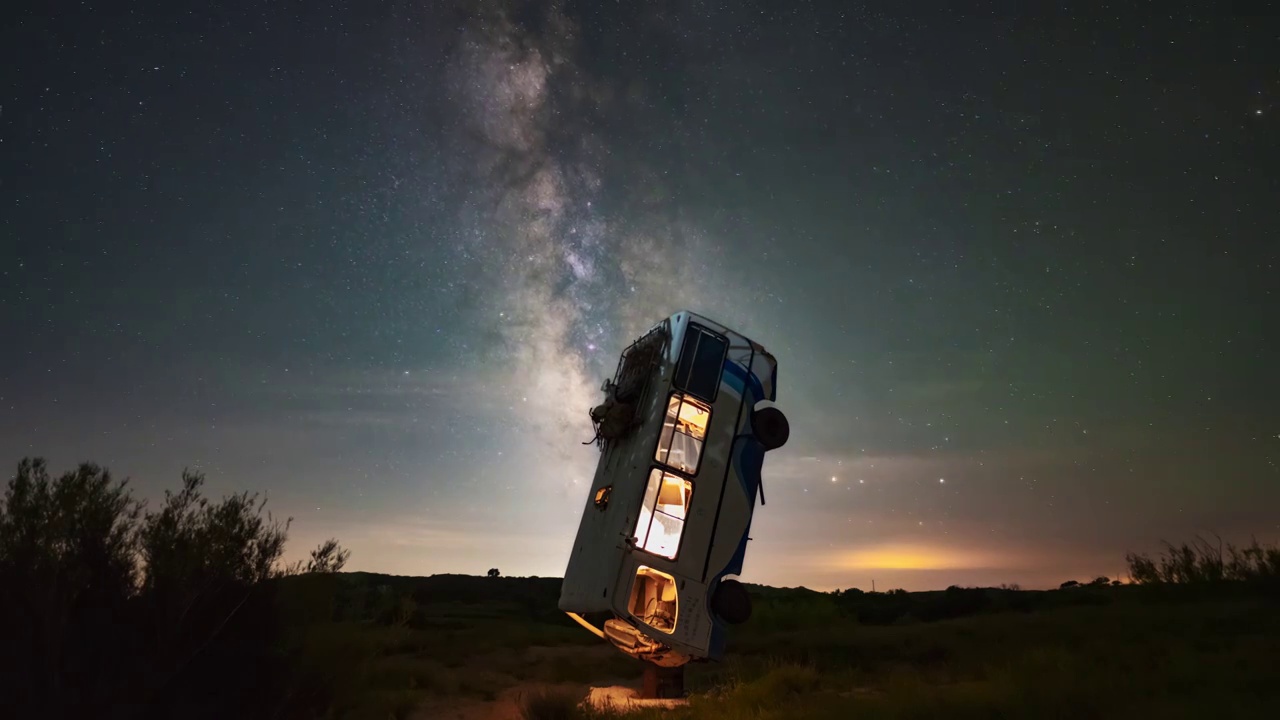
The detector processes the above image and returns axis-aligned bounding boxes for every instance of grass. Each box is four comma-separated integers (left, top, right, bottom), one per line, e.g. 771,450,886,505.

15,455,1271,719
280,589,644,719
683,593,1280,719
276,573,1280,719
519,688,590,720
510,587,1280,720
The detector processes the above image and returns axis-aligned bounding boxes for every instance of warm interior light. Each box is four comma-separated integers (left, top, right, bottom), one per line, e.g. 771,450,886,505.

629,565,678,633
656,475,688,516
594,485,612,509
673,395,709,439
633,470,692,559
656,393,710,473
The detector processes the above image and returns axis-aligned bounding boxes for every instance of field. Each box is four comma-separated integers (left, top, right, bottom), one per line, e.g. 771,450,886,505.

4,462,1277,719
297,575,1280,720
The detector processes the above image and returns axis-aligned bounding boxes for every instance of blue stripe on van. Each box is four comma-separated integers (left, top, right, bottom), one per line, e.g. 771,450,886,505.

705,358,768,660
721,436,764,578
707,435,766,659
722,367,745,395
722,359,765,401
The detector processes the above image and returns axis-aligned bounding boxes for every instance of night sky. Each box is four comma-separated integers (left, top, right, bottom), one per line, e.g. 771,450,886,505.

4,2,1277,591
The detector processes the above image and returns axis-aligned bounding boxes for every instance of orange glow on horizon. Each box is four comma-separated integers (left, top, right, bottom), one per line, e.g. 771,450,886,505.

828,543,1023,571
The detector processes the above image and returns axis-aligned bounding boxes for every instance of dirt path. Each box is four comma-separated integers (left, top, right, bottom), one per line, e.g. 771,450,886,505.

410,644,643,720
412,680,591,720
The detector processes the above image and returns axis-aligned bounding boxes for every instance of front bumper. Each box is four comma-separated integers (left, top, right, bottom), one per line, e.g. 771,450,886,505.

603,618,692,668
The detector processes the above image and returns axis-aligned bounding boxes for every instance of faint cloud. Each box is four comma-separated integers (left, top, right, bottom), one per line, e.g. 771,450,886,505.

763,449,978,485
900,378,989,403
257,365,516,429
307,513,574,578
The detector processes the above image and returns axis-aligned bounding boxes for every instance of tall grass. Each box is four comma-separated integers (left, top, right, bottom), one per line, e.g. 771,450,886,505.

1126,536,1280,585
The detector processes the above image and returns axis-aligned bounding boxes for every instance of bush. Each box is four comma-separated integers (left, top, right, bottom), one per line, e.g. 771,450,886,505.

0,457,352,720
0,459,141,718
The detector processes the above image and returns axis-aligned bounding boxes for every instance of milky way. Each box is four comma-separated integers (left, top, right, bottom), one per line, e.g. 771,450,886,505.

3,1,1276,590
440,1,724,491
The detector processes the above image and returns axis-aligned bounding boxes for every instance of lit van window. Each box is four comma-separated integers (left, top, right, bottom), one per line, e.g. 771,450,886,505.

655,393,710,474
633,469,692,560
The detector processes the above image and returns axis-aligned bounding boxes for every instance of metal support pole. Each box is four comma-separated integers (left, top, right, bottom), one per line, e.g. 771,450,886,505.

640,663,685,699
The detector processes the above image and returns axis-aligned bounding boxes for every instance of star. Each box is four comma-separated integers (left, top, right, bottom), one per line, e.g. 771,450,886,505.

2,0,1272,597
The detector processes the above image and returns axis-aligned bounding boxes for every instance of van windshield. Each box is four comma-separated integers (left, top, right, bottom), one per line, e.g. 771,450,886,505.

673,324,727,401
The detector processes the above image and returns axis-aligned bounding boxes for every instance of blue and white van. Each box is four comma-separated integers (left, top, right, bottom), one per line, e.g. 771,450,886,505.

558,311,788,666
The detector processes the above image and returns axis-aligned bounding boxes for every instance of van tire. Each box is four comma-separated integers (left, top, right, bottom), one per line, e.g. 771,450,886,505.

711,579,752,624
752,407,789,450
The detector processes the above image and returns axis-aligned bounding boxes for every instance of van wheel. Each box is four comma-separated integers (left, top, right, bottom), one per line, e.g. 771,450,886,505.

752,407,789,450
711,579,752,624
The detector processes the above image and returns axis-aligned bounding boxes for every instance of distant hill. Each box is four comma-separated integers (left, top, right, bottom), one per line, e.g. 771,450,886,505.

326,571,1278,630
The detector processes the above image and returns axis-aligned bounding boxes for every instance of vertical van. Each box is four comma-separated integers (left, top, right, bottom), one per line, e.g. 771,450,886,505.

559,311,788,666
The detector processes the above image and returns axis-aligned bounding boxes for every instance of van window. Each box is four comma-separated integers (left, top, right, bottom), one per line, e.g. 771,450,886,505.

633,469,692,560
629,565,678,633
655,393,710,474
673,324,727,402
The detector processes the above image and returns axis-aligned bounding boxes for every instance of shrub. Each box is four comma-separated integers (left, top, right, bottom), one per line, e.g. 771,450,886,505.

0,459,142,718
0,457,352,720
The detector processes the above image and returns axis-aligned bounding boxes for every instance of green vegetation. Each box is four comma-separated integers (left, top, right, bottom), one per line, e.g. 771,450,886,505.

0,458,364,719
521,583,1280,720
517,545,1280,719
4,456,1279,719
1126,535,1280,585
676,586,1280,719
0,457,644,720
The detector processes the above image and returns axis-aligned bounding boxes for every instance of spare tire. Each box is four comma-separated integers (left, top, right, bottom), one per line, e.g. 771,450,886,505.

711,578,752,624
752,406,790,450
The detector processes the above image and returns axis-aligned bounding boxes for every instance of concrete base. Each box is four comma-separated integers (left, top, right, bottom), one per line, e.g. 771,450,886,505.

584,686,689,712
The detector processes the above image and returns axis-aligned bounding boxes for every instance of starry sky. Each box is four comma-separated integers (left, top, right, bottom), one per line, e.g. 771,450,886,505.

3,1,1277,591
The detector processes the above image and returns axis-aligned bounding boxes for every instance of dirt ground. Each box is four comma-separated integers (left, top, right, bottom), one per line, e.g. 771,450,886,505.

412,680,590,720
411,643,643,720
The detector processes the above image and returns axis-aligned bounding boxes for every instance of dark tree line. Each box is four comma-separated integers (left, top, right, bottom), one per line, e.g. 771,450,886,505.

0,458,350,720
